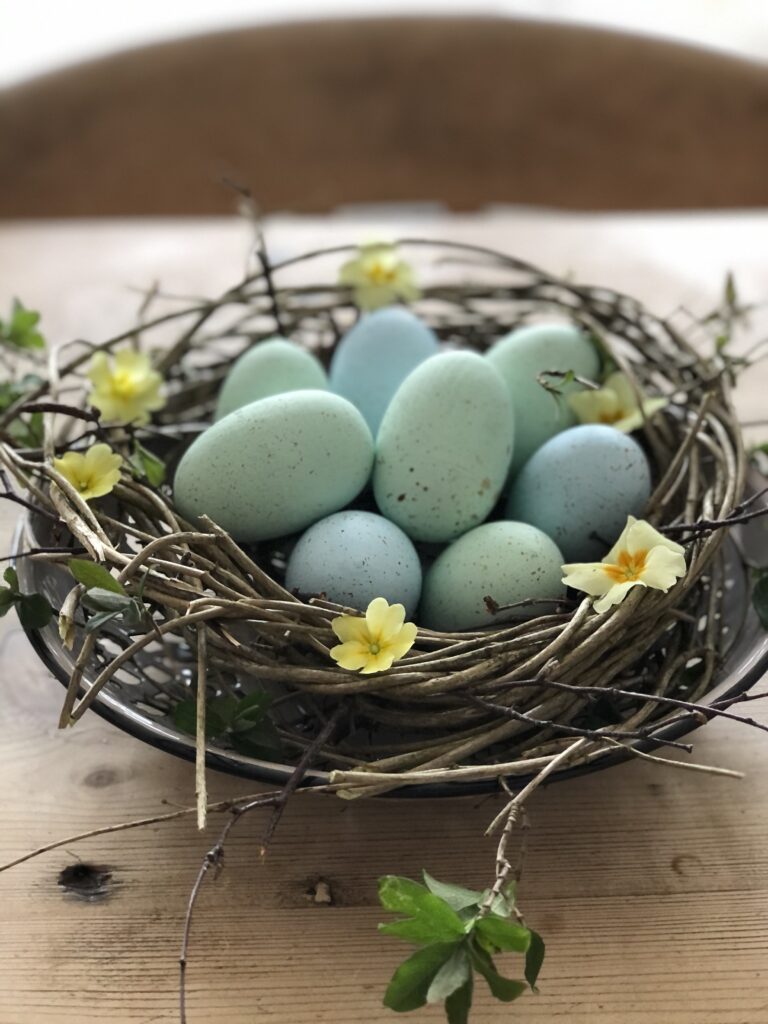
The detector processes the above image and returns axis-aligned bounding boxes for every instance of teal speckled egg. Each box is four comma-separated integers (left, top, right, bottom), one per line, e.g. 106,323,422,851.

505,424,652,562
329,307,439,435
486,322,600,473
285,511,422,616
373,351,514,543
215,337,328,420
174,391,373,542
420,521,565,632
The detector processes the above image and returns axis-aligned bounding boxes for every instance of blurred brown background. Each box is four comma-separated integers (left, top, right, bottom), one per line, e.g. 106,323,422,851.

1,14,767,217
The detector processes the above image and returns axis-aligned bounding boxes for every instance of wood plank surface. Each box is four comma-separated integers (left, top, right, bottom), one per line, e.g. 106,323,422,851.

0,211,767,1024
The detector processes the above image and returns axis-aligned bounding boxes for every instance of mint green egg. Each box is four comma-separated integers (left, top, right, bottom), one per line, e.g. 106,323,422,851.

174,391,373,542
486,323,600,472
420,521,565,631
373,351,513,543
215,337,327,420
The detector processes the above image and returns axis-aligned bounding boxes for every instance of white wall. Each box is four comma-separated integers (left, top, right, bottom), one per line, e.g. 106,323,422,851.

2,0,766,88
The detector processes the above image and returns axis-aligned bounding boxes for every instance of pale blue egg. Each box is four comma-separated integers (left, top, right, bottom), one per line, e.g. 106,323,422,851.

486,322,600,473
505,424,652,562
420,521,565,632
329,307,439,435
374,351,514,543
174,391,373,542
285,511,421,616
215,337,327,420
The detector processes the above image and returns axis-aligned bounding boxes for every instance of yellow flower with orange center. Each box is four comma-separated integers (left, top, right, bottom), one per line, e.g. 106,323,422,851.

568,372,667,433
330,597,417,674
338,242,420,311
87,347,165,425
53,443,123,501
561,516,686,613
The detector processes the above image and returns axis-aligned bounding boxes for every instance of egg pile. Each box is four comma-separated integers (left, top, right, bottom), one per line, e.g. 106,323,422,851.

174,308,652,631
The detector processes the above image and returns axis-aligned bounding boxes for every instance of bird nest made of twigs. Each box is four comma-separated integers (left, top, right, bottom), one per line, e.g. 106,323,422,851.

4,238,755,800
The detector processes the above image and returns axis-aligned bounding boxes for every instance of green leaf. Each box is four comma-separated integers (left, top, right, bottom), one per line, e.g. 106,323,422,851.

1,299,45,350
229,718,283,758
724,270,737,310
475,915,531,953
470,946,526,1003
3,566,19,591
17,593,53,630
379,876,433,916
0,587,18,616
129,440,166,487
445,975,473,1024
172,697,228,739
423,872,483,912
383,943,459,1013
426,944,471,1004
84,609,124,634
9,410,44,448
69,558,126,594
525,930,546,991
82,588,134,613
208,695,241,727
230,689,272,732
379,877,466,945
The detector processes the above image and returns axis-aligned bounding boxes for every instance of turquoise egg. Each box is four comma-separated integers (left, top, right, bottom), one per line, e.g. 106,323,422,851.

285,511,421,616
505,424,652,562
374,351,513,543
420,521,565,632
215,337,327,420
329,307,439,435
486,322,600,473
174,391,373,542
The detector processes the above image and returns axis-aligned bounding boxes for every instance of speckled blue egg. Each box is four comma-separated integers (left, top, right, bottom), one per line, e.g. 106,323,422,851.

374,351,514,543
486,322,600,473
505,424,652,562
329,307,440,435
420,521,565,632
215,337,327,420
174,391,374,542
285,511,422,615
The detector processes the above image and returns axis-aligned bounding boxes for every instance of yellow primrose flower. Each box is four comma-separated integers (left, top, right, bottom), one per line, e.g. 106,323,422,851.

338,242,420,311
562,516,686,614
53,442,123,501
330,597,417,674
568,371,667,433
87,347,165,425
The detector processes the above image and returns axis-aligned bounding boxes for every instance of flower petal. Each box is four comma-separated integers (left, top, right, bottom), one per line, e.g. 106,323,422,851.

603,517,637,564
330,641,371,671
331,614,369,645
641,545,687,591
624,518,685,558
593,579,643,613
87,352,112,390
384,621,418,661
360,650,396,674
365,597,405,641
561,561,616,597
568,388,621,425
605,371,639,412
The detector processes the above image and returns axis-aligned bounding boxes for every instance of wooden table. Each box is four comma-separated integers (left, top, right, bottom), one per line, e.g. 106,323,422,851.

1,211,768,1024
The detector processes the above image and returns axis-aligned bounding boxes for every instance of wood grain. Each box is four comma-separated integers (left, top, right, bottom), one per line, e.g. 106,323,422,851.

0,213,767,1023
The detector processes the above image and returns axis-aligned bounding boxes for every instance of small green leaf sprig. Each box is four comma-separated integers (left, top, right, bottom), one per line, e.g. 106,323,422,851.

0,299,45,351
172,690,283,759
0,566,53,629
378,873,544,1023
68,558,150,634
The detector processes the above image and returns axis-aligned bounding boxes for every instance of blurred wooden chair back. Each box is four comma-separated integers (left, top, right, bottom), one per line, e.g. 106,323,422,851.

1,16,767,217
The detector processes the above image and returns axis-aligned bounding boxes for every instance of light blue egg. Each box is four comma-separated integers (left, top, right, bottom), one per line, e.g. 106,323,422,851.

329,307,439,435
374,351,514,543
285,511,422,616
486,322,600,473
505,424,652,562
215,337,327,420
420,521,565,632
174,391,373,542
